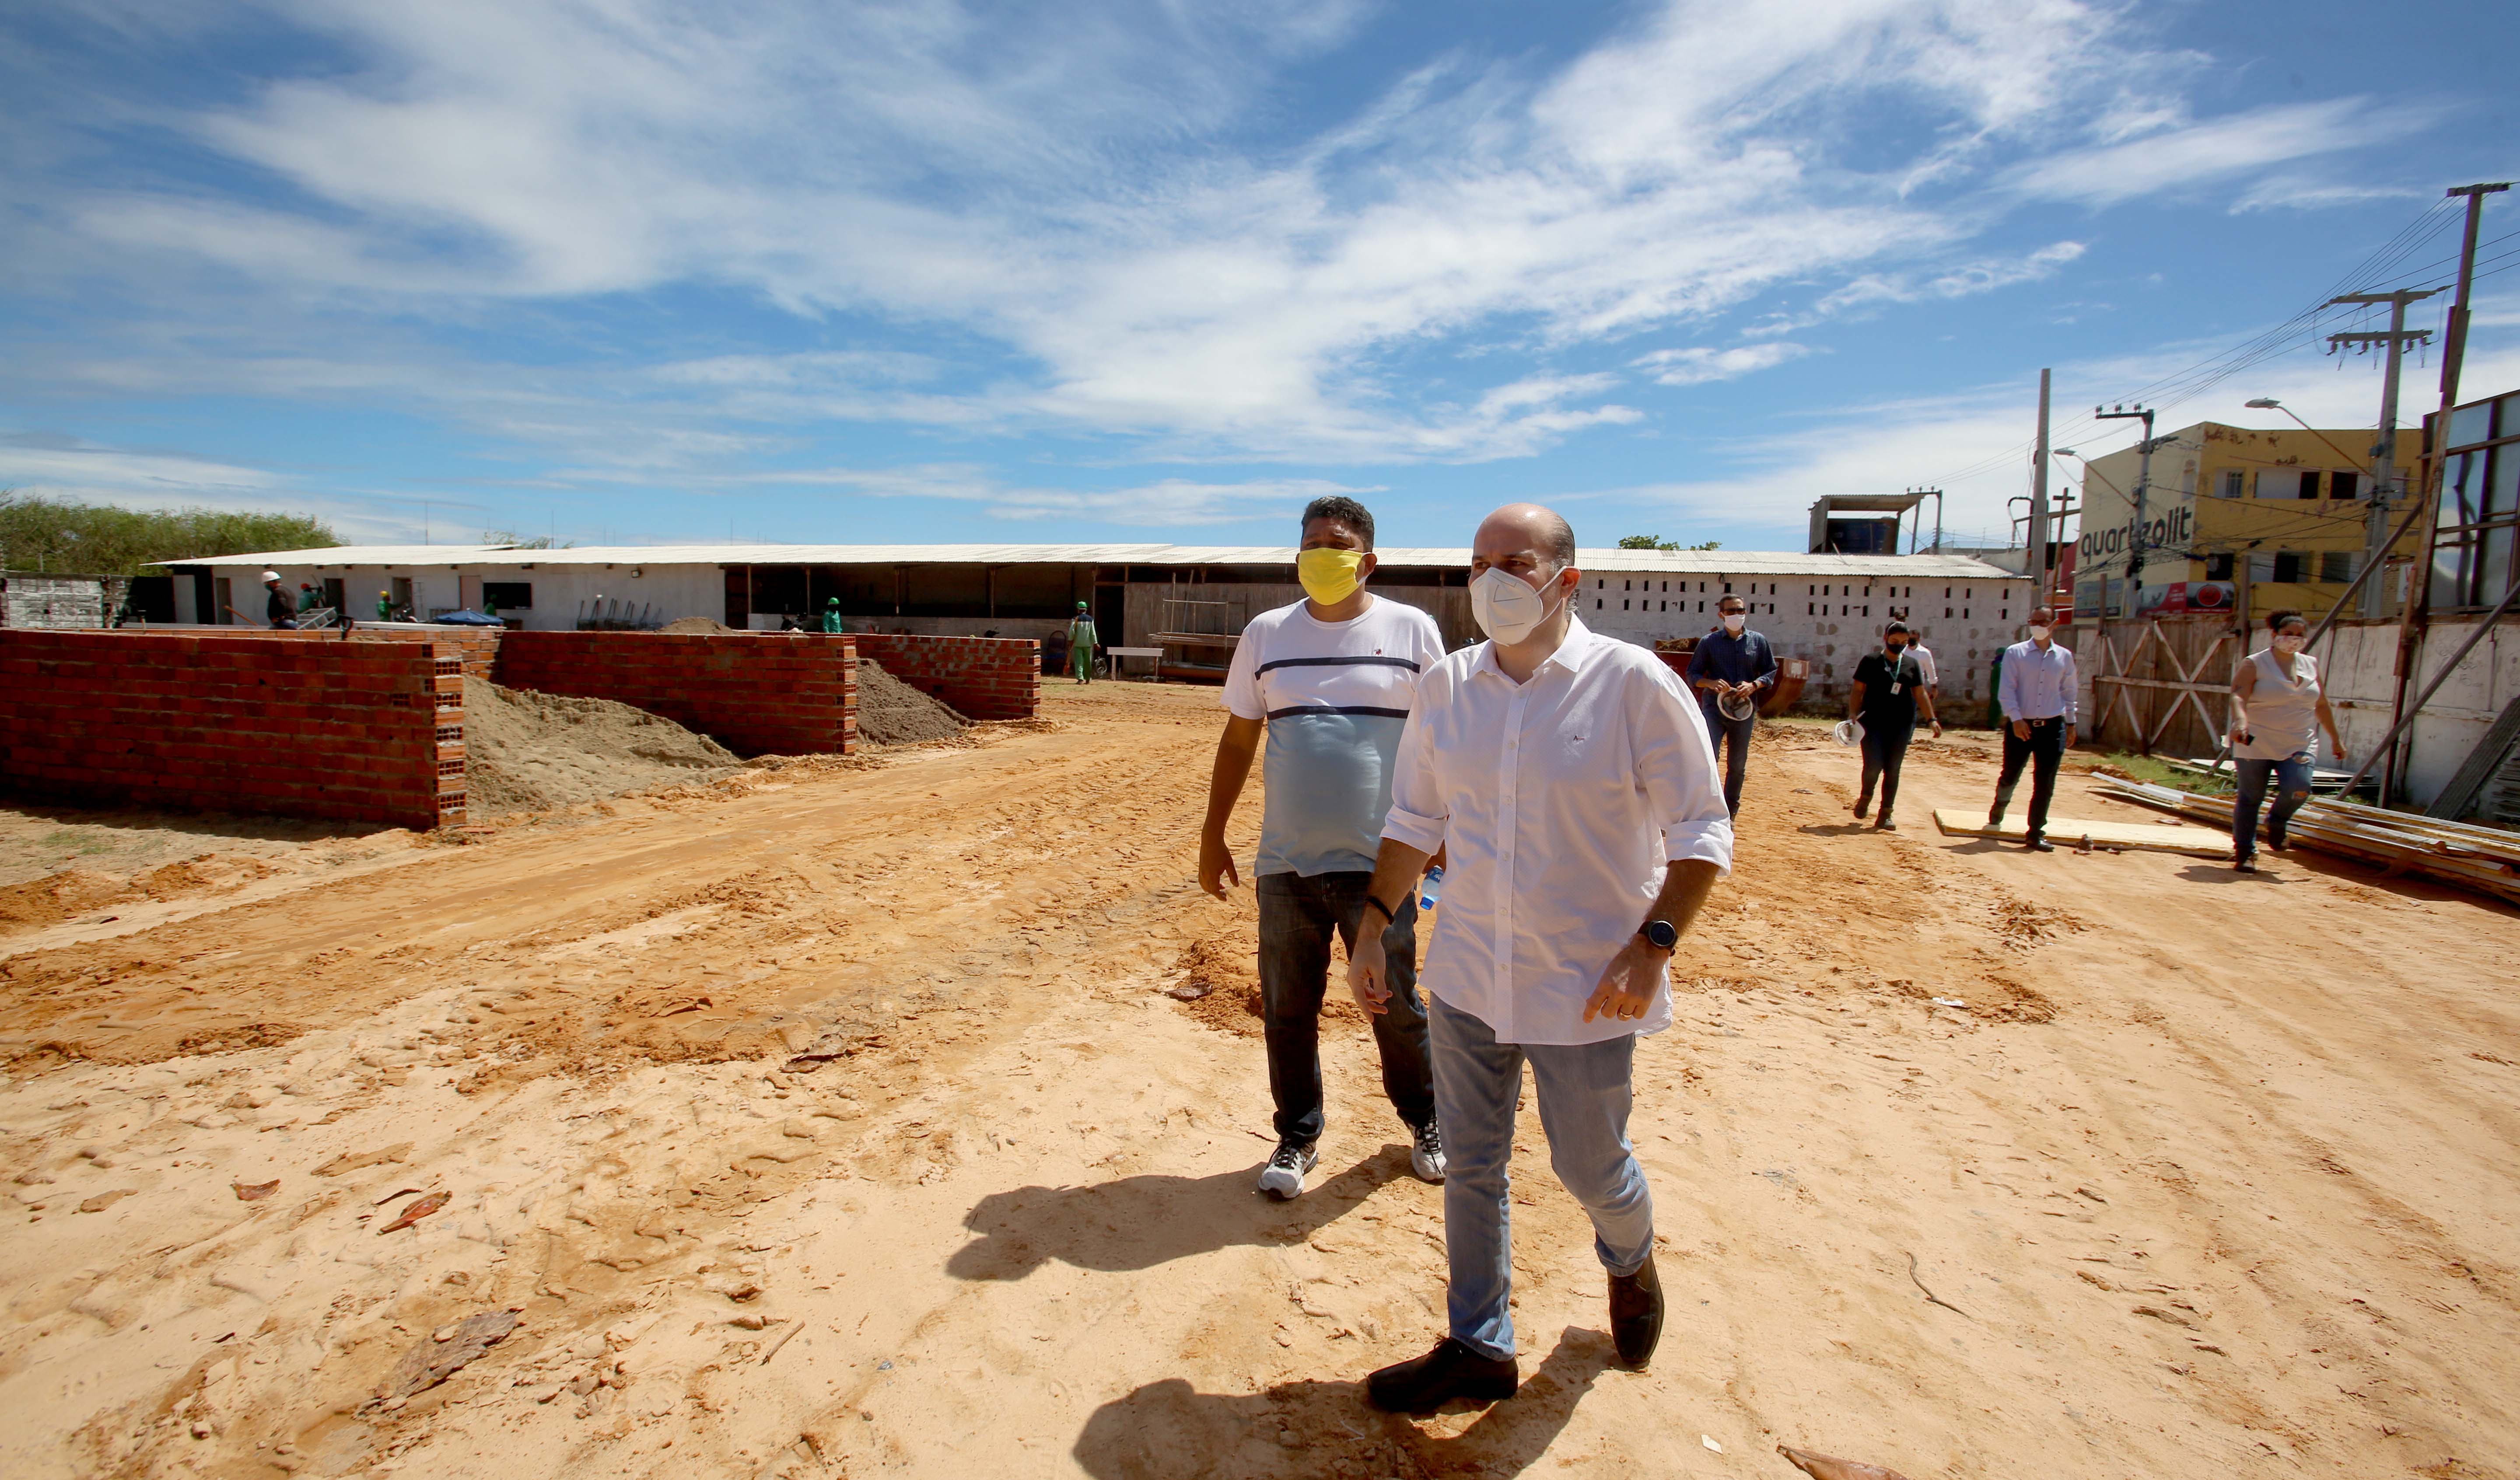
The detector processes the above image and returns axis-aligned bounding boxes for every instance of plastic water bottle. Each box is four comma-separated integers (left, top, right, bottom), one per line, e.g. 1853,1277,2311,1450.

1417,865,1444,916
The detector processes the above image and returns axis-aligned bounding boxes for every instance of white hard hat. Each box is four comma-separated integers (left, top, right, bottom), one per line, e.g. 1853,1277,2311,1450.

1832,717,1865,747
261,570,281,583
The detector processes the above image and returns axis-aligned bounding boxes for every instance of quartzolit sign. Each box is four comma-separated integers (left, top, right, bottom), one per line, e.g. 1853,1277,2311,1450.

2078,501,2194,564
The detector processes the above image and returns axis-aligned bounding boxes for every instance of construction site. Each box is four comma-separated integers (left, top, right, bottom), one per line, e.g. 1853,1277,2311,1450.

0,602,2515,1480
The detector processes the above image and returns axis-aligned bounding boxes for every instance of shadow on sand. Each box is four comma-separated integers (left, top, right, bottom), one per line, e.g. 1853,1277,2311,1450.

1071,1329,1615,1479
948,1148,1410,1281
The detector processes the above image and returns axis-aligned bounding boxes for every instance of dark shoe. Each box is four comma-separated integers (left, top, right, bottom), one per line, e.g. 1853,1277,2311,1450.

1873,815,1897,831
1609,1256,1665,1370
2023,833,2054,853
2234,855,2257,874
1852,796,1872,819
2267,830,2290,853
1364,1338,1518,1413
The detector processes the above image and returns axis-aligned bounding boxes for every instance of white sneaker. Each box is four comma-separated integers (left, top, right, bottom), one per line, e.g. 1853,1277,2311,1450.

1257,1141,1317,1200
1410,1120,1447,1184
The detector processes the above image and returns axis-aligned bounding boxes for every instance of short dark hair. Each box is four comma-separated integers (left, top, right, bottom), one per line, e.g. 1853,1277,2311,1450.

1884,620,1911,636
1537,510,1575,565
1717,593,1746,610
2267,607,2306,632
1301,495,1375,549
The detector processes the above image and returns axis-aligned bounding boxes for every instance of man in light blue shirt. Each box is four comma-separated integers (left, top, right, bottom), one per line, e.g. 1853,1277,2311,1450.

1990,605,2079,852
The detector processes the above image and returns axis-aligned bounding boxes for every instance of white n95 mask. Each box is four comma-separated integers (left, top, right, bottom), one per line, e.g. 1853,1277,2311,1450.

1470,565,1565,645
1722,614,1746,633
2027,624,2052,641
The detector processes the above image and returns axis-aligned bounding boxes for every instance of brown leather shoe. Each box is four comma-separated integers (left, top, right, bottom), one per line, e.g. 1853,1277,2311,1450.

1364,1338,1518,1413
1609,1255,1665,1370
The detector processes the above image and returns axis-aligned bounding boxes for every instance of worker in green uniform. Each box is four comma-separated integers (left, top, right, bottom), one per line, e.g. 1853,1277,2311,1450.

821,597,846,634
376,589,394,621
1066,600,1099,684
297,582,324,614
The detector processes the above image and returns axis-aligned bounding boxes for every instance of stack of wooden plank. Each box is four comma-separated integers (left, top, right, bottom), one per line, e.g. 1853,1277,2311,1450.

2093,778,2520,906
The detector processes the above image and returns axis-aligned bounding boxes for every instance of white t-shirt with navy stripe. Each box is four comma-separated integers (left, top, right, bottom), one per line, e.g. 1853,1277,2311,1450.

1223,597,1446,877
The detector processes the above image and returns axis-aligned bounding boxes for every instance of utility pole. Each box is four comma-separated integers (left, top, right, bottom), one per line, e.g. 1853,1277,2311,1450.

2327,289,2438,618
1902,487,1945,554
2095,403,2158,616
2030,370,2051,601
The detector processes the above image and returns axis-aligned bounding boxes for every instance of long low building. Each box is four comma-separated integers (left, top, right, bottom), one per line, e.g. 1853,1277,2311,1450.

160,543,2030,703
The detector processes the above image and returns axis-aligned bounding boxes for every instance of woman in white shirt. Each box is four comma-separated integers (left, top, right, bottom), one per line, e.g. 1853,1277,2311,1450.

2226,609,2346,873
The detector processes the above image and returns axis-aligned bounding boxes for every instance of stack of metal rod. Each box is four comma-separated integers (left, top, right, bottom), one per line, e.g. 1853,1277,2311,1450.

2094,778,2520,908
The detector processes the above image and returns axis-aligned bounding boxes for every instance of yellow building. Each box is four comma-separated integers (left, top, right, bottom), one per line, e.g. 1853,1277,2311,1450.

2069,420,2426,625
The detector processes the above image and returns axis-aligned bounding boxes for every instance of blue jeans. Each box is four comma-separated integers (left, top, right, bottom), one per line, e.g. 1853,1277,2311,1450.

1700,705,1756,816
1257,872,1433,1146
1430,993,1654,1361
2232,755,2312,861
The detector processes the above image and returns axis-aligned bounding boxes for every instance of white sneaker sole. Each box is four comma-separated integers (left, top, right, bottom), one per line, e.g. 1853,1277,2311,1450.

1257,1149,1317,1200
1411,1148,1447,1185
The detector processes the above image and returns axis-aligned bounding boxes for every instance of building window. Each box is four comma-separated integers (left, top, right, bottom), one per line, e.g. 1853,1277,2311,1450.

2330,471,2360,501
2219,470,2246,499
481,581,532,610
1596,598,1604,609
2205,553,2235,581
2270,551,2307,583
2321,551,2356,583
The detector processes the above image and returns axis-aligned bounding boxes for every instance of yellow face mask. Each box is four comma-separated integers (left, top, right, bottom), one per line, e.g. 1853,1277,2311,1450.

1297,547,1366,605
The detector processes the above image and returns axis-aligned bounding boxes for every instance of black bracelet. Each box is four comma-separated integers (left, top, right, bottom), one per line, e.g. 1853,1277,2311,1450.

1362,893,1397,927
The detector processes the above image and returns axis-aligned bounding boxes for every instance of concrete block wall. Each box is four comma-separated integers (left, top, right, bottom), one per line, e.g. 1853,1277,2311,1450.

493,631,859,756
1,574,108,630
0,630,462,831
851,633,1040,721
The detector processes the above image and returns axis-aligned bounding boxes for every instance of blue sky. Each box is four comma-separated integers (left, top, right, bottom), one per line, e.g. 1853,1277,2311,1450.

3,0,2515,553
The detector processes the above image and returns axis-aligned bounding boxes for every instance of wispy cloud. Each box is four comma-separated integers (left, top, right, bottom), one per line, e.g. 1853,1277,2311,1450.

1998,100,2436,207
1632,343,1813,387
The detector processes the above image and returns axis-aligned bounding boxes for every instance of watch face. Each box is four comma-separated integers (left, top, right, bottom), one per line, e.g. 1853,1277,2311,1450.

1645,920,1679,950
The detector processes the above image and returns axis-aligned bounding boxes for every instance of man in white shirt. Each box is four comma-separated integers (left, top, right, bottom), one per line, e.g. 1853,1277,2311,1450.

1343,503,1732,1410
1201,496,1449,1201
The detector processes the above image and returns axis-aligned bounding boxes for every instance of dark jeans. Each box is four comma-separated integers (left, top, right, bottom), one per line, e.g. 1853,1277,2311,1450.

1856,720,1913,820
1704,707,1756,816
1994,716,2068,836
1257,870,1435,1147
2232,755,2313,861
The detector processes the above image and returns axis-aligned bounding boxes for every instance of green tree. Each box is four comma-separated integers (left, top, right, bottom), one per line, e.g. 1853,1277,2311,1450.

1617,534,1723,552
480,529,575,549
0,492,339,577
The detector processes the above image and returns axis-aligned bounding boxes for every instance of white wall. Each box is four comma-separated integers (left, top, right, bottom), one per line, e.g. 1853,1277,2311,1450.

1577,572,2033,705
213,562,727,630
2313,618,2520,807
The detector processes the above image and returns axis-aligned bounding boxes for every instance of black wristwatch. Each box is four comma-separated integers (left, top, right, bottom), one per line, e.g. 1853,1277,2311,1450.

1638,918,1678,952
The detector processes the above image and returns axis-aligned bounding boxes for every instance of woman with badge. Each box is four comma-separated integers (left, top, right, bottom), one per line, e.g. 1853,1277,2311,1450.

2225,609,2345,873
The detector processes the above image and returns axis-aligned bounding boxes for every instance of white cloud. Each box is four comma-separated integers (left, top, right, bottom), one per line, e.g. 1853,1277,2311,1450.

2000,100,2436,206
19,0,2231,464
675,463,1376,526
1632,343,1813,386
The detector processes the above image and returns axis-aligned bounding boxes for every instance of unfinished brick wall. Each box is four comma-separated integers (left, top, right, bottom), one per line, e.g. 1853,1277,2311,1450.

493,632,857,756
0,630,464,830
852,634,1040,721
348,625,504,680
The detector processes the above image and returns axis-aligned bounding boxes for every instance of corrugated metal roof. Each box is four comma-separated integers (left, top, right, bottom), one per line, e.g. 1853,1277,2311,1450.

163,542,2022,579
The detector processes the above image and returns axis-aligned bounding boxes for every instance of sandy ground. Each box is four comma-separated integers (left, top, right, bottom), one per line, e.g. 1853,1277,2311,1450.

1,679,2516,1480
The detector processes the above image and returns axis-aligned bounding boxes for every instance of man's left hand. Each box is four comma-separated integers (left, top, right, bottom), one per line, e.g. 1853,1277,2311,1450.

1583,937,1668,1024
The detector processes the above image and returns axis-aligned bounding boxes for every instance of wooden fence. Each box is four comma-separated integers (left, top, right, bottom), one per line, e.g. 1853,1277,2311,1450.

2059,616,2245,758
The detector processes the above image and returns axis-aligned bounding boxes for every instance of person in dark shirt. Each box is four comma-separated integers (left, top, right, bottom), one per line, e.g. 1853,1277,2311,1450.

1683,594,1778,817
262,572,297,628
1846,621,1940,832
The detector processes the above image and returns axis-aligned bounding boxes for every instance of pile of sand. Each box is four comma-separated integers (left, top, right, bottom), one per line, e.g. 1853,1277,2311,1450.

658,617,738,635
460,677,745,817
856,659,971,746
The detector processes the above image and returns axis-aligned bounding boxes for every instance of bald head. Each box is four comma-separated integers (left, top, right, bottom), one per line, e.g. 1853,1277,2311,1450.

1475,503,1575,566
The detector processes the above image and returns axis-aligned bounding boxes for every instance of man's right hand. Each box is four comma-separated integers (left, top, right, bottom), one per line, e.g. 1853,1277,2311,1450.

1198,833,1239,899
2011,719,2030,740
1346,929,1391,1015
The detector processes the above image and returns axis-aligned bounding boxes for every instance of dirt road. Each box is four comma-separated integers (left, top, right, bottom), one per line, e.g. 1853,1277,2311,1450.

2,683,2515,1479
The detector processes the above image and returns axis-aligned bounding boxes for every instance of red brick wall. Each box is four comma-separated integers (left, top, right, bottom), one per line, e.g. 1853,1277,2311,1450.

107,625,507,681
0,631,463,831
492,632,857,756
852,634,1040,721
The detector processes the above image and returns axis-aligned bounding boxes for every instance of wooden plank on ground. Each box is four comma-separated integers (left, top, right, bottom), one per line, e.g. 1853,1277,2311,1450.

1931,808,2230,857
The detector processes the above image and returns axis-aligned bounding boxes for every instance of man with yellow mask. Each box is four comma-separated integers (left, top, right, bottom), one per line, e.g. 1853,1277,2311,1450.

1201,495,1447,1200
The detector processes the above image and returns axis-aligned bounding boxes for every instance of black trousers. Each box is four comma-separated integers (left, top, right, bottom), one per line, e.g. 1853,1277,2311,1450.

1256,871,1435,1146
1994,716,2068,836
1857,720,1914,820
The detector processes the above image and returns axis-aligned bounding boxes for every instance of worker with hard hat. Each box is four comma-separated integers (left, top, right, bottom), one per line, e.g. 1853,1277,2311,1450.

261,571,295,628
820,596,846,635
376,589,394,621
1066,600,1099,684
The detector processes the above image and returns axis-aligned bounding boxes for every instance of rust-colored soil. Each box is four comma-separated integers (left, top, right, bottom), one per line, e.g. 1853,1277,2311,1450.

0,686,2514,1480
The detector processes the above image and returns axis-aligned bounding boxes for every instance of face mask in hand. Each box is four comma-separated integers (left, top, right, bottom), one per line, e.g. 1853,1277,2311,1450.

1722,613,1746,633
1470,565,1566,644
1296,547,1365,606
2028,624,2052,642
2272,633,2305,655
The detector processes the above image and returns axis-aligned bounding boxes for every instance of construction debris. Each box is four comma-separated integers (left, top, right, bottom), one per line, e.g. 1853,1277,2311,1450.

2097,778,2520,906
376,1310,522,1401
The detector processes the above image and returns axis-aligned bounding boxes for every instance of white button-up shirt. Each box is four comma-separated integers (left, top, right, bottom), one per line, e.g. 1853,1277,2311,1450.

1382,618,1733,1046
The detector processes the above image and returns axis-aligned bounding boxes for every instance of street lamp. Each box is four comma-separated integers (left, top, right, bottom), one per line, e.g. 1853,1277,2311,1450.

2244,397,2368,476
